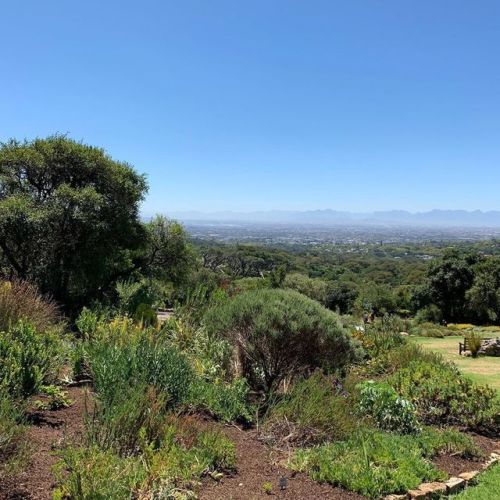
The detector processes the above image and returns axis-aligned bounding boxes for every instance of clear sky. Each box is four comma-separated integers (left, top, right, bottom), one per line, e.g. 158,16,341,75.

1,1,499,214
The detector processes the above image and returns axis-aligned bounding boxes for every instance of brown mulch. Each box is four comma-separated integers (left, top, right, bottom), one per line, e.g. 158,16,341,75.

199,426,365,500
0,386,90,500
1,387,499,500
432,433,500,477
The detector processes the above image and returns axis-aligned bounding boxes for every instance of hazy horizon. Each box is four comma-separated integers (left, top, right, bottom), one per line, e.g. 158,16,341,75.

145,208,500,229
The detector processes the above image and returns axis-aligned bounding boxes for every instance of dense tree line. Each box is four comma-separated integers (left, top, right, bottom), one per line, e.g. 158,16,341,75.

0,135,498,325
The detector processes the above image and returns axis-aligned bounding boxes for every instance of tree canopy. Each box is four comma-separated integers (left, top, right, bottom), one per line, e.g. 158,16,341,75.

0,136,147,310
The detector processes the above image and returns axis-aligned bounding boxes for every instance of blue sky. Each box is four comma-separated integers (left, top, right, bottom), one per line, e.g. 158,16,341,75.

1,1,499,213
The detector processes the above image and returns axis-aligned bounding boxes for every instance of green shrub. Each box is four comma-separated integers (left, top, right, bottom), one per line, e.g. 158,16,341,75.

55,419,235,499
87,331,193,410
204,289,362,393
361,342,446,377
34,385,72,411
290,430,445,498
389,360,497,427
0,391,27,473
0,321,63,398
54,446,146,500
133,303,157,327
353,315,406,357
416,427,481,459
409,321,450,338
283,273,329,304
357,381,420,434
414,305,443,324
189,377,253,423
86,384,168,456
75,307,102,340
263,373,360,445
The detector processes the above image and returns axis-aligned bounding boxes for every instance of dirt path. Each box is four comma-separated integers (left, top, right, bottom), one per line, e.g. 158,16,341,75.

199,426,364,500
0,386,89,500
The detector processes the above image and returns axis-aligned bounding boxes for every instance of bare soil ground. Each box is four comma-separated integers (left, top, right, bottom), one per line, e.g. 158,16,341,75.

1,388,498,500
199,426,364,500
0,386,90,500
433,433,500,477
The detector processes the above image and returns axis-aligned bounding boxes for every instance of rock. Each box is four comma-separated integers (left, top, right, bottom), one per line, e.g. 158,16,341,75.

384,495,407,500
408,489,427,499
482,452,499,469
478,338,500,356
446,477,465,494
459,470,480,483
418,482,447,498
400,332,409,336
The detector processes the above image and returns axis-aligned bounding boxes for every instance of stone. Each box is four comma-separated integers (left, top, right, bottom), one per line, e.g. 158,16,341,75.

459,470,480,483
408,489,427,499
384,495,407,500
478,338,500,356
445,477,465,494
400,332,409,336
418,482,447,498
482,453,499,470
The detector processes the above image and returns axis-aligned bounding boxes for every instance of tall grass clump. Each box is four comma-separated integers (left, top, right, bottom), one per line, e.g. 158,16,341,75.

466,330,483,357
0,280,61,333
55,418,235,499
0,391,27,475
263,372,359,446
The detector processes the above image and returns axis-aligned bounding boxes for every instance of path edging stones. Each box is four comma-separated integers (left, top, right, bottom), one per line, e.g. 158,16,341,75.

384,451,499,499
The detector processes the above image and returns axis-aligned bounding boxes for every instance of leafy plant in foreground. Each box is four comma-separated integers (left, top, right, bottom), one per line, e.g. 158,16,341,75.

357,380,420,434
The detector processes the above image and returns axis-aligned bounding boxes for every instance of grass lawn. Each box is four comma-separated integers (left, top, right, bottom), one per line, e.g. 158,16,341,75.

413,336,500,392
451,464,500,499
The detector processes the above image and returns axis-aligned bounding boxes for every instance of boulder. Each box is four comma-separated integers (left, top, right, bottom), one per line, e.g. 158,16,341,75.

478,338,500,356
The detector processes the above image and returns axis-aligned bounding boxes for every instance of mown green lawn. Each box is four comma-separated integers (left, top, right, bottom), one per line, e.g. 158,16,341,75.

452,464,500,499
413,336,500,392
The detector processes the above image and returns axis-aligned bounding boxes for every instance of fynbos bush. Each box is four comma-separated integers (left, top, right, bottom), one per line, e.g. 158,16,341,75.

0,321,63,397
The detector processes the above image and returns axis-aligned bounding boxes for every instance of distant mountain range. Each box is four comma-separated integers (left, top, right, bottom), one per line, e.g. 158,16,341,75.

163,209,500,227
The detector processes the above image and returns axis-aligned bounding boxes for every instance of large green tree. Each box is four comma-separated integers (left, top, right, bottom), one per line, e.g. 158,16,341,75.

143,215,195,286
0,136,147,310
424,250,480,322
